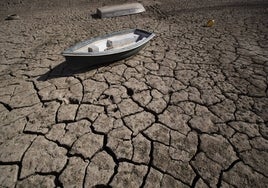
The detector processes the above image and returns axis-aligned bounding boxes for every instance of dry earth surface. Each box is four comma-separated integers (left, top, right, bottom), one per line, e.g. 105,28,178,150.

0,0,268,187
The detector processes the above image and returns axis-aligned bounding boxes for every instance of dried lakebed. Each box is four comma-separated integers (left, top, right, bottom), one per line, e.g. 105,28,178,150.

0,0,267,187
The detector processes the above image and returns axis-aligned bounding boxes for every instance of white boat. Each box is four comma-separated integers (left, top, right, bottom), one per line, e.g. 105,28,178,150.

96,3,146,18
62,29,155,64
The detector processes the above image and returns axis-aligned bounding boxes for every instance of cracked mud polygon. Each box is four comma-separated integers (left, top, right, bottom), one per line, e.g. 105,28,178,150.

0,0,267,187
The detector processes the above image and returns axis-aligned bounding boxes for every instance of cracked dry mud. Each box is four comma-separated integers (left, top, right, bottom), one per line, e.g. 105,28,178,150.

0,0,268,187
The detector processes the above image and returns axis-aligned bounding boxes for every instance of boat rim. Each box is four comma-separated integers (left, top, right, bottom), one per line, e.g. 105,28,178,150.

62,29,155,57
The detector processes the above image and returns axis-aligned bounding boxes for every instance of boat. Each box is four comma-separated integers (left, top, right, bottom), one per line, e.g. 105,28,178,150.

62,29,155,64
96,3,145,18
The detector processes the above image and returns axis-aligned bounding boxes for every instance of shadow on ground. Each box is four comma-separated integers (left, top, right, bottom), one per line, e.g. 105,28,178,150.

37,59,114,81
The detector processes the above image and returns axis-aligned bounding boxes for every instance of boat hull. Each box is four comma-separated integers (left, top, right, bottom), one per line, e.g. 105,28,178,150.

62,29,155,65
64,42,146,65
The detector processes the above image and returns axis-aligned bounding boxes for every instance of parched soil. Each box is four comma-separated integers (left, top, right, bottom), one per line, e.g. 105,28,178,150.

0,0,267,187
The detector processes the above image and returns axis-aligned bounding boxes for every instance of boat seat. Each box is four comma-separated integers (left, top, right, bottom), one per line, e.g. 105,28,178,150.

107,35,139,48
88,45,99,52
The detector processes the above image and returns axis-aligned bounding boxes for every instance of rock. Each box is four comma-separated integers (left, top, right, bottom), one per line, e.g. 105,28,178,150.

5,14,20,20
20,136,67,178
59,157,88,187
85,151,115,187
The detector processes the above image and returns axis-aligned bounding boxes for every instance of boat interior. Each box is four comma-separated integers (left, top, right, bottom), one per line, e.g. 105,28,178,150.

74,30,150,53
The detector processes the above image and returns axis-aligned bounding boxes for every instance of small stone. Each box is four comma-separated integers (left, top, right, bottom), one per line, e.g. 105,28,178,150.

5,14,20,20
